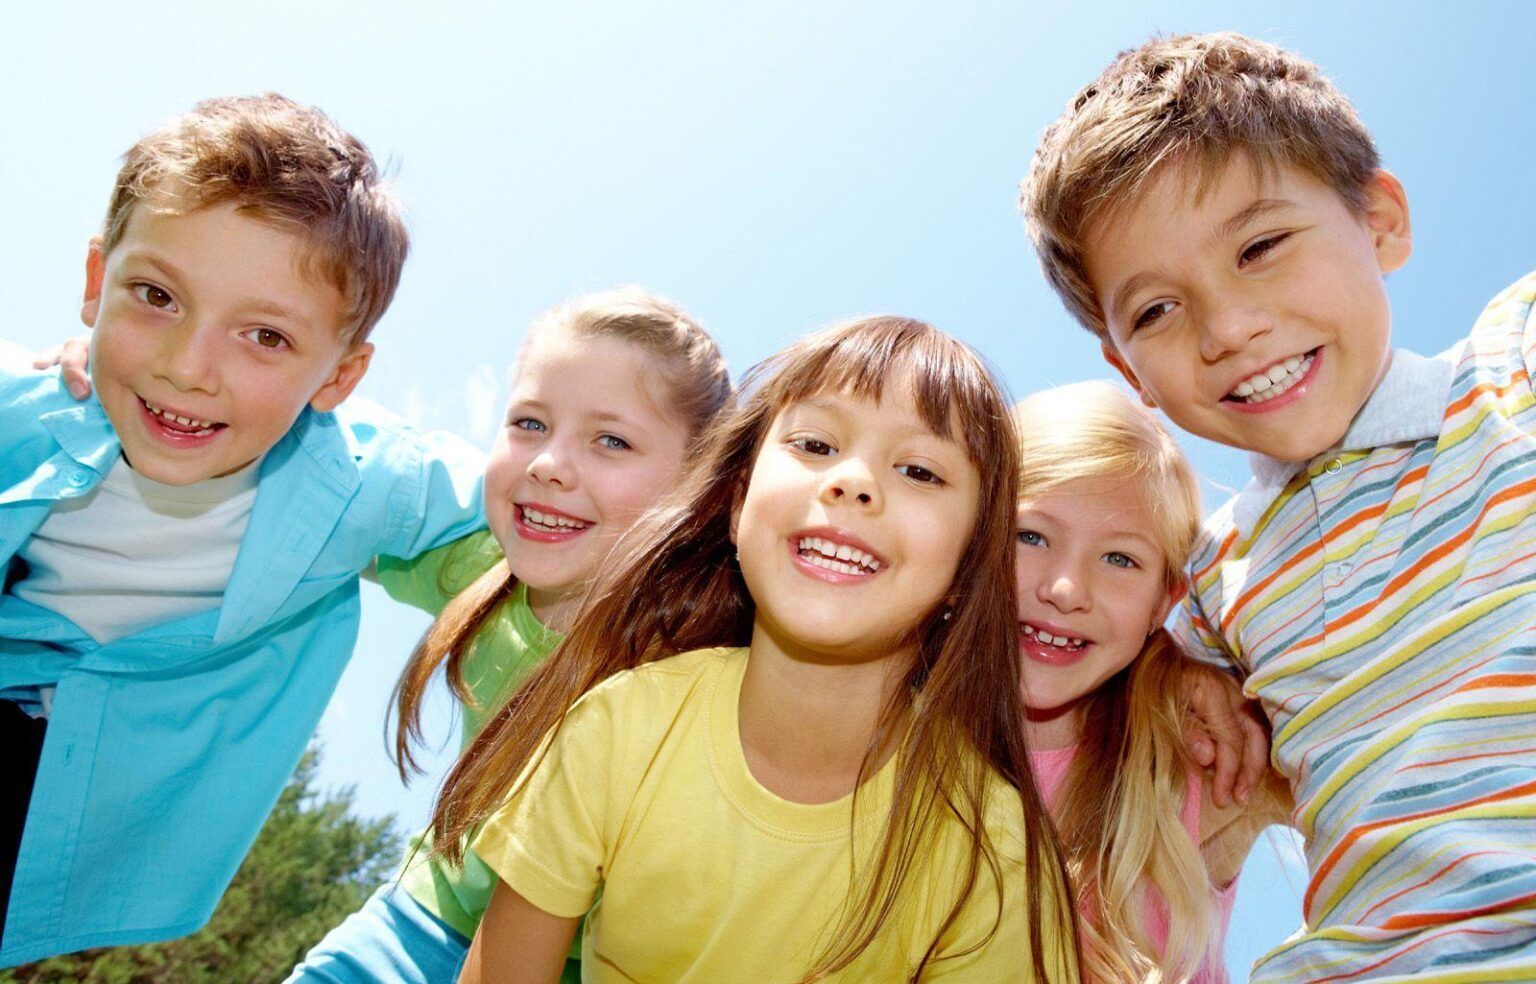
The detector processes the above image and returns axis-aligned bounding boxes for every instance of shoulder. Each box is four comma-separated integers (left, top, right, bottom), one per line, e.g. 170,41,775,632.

0,350,88,472
1462,269,1536,383
0,345,72,425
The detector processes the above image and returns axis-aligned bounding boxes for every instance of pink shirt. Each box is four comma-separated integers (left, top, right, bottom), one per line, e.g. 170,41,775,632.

1031,745,1237,984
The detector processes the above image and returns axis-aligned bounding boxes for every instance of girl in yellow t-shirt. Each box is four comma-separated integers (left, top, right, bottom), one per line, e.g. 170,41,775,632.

430,316,1079,983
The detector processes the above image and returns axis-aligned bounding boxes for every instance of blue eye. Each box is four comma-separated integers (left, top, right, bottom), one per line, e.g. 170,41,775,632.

597,434,632,451
1017,529,1045,548
511,417,547,433
1104,551,1138,569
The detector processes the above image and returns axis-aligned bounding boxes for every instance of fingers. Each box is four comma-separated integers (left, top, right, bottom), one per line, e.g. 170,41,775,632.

1234,701,1271,805
60,337,92,399
31,344,62,370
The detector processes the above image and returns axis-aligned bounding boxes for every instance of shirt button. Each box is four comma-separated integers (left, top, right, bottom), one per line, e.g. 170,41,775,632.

1325,458,1344,474
67,470,91,487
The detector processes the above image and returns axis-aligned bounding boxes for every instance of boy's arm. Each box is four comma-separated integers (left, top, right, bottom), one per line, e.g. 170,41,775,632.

359,403,488,563
376,530,502,615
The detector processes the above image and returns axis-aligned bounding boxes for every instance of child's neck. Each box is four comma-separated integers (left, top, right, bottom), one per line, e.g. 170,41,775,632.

525,584,583,633
1024,701,1084,752
737,624,911,806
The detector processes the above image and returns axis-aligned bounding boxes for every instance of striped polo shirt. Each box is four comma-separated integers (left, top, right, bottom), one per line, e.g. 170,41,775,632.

1175,272,1536,982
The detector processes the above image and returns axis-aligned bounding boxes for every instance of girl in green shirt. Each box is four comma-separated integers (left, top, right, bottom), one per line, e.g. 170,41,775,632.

286,287,731,984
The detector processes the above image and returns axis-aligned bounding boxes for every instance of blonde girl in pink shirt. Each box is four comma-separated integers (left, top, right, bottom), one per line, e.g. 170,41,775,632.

1013,381,1290,984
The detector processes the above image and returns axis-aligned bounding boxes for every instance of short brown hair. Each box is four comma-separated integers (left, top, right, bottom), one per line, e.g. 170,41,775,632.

102,93,408,343
1020,32,1380,337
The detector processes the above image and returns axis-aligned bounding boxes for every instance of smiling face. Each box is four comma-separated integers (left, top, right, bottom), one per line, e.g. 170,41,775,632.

483,325,693,626
732,384,980,665
1014,476,1176,748
84,202,369,485
1087,157,1412,463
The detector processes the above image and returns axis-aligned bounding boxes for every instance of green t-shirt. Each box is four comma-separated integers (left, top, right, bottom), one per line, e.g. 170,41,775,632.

377,533,563,939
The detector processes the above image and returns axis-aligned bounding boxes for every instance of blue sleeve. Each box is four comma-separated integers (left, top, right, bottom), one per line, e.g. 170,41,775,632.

331,397,486,562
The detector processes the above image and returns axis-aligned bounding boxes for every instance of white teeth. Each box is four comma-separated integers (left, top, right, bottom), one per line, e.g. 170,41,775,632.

1021,624,1087,649
1229,353,1315,403
521,507,591,532
145,401,217,430
797,537,879,574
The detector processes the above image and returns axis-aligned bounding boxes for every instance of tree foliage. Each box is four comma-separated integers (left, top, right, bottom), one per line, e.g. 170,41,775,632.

3,747,400,984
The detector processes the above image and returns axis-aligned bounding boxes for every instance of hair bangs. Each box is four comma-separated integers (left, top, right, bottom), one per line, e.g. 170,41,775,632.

744,316,1011,471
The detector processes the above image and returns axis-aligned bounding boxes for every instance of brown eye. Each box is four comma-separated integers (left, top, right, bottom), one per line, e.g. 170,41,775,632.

132,283,177,310
245,327,290,350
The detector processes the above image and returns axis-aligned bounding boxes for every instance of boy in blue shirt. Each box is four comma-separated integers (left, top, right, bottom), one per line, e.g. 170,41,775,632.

0,94,484,964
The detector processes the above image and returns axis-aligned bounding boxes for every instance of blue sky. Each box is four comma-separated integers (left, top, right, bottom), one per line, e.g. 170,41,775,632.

5,1,1533,976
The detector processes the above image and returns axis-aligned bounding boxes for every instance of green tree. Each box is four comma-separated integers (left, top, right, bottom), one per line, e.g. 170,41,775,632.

3,747,401,984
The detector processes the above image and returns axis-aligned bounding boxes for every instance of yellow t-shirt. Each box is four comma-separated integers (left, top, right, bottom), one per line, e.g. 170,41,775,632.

473,647,1070,982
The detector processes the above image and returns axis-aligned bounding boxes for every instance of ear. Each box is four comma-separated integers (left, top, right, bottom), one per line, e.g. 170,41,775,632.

81,238,106,328
1363,169,1412,275
1102,339,1157,409
308,341,374,413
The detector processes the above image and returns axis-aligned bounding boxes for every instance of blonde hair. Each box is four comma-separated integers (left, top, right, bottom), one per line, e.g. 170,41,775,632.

392,287,732,778
1020,31,1380,338
1014,381,1210,983
103,93,408,343
432,317,1077,982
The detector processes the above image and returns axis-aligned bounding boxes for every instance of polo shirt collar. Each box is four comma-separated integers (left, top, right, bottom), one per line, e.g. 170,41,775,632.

1231,346,1458,538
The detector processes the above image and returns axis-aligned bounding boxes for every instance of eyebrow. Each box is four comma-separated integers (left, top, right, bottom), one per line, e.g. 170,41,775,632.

1211,198,1292,246
120,251,186,285
1019,506,1159,550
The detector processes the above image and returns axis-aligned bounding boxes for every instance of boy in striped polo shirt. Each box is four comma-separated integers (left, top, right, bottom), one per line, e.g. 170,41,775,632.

1022,31,1536,982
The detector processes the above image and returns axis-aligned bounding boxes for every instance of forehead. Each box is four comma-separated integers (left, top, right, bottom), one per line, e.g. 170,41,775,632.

1019,476,1158,533
513,325,681,424
111,201,350,336
778,379,963,441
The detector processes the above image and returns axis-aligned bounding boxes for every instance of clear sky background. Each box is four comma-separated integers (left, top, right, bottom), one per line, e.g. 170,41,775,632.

4,1,1534,977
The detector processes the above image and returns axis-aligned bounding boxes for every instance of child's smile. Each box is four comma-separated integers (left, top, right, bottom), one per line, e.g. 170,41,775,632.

734,386,977,662
1015,477,1175,748
1087,155,1412,463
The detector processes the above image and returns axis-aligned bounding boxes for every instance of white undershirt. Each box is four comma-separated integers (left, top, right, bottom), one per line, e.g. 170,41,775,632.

15,455,261,645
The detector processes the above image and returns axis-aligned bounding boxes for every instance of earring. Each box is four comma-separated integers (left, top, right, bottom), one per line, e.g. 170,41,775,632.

941,608,953,622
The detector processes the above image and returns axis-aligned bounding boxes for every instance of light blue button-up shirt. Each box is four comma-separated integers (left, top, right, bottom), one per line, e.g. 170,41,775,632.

0,360,486,964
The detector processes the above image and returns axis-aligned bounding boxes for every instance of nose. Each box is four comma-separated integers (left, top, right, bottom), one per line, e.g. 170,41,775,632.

527,436,575,488
819,456,881,510
152,321,220,394
1198,300,1272,363
1035,560,1091,615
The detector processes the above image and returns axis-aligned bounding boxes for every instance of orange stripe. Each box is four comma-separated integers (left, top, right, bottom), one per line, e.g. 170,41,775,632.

1305,778,1536,914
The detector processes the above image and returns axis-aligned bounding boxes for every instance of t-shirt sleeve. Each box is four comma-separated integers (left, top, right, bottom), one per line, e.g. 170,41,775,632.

470,690,619,919
376,529,501,614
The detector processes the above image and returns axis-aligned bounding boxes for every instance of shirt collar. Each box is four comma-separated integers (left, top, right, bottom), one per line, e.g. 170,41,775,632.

1230,346,1458,538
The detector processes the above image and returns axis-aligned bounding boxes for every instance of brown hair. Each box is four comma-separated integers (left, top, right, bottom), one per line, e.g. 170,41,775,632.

392,287,732,779
1020,31,1381,337
429,316,1077,981
1014,382,1211,983
102,93,408,343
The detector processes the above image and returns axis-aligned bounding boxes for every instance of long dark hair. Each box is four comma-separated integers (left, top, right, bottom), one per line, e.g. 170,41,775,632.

430,316,1077,981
